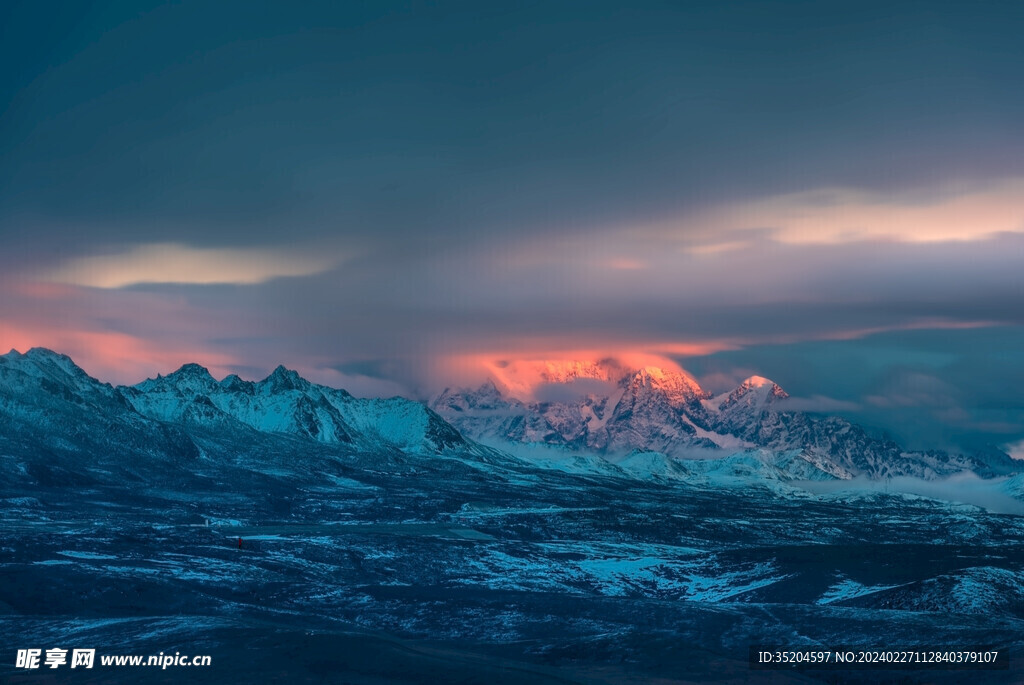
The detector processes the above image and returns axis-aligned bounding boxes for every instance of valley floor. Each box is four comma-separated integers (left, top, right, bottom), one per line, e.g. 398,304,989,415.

2,450,1024,683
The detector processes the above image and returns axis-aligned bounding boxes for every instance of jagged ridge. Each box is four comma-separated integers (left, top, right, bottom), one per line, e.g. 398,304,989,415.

1,348,480,467
432,362,1017,480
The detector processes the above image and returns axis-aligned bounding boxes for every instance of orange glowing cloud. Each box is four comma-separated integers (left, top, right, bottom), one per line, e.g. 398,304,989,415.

454,354,680,399
431,343,735,399
654,177,1024,249
424,318,1002,398
42,243,338,288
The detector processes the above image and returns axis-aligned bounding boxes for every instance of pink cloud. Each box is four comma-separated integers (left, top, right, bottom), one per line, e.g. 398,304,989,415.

1,321,239,384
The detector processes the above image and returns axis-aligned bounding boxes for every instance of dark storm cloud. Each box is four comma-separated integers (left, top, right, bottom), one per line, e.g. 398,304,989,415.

3,0,1024,254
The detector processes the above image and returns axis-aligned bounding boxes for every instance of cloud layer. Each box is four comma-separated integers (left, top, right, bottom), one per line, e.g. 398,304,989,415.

44,243,337,288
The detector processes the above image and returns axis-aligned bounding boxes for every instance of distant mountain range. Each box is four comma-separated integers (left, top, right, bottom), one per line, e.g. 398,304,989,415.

0,348,506,493
0,348,1017,487
431,359,1016,480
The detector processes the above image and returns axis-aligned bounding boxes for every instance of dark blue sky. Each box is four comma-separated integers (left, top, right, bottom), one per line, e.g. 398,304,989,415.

1,1,1023,453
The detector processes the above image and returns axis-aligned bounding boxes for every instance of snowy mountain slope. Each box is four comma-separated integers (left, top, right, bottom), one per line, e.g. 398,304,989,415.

0,348,201,484
121,362,480,456
0,348,492,493
613,448,840,488
329,394,468,454
432,362,724,455
602,367,718,453
432,363,1017,481
432,380,582,446
705,375,789,438
122,364,359,445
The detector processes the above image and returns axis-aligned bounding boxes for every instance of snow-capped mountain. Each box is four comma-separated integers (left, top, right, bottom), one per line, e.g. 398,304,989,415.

602,366,717,454
121,361,477,456
431,364,768,456
0,348,480,470
0,348,200,484
705,375,789,438
122,363,358,444
432,361,1016,480
432,361,722,454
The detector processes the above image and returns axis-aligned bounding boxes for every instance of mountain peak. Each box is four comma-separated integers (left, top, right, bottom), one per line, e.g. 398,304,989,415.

630,366,706,399
219,373,253,392
136,362,218,394
740,375,783,391
473,379,506,398
170,363,215,381
263,365,307,391
636,366,669,380
748,375,787,396
164,363,217,388
4,347,94,382
270,364,298,378
24,346,71,361
0,347,117,406
721,375,789,408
